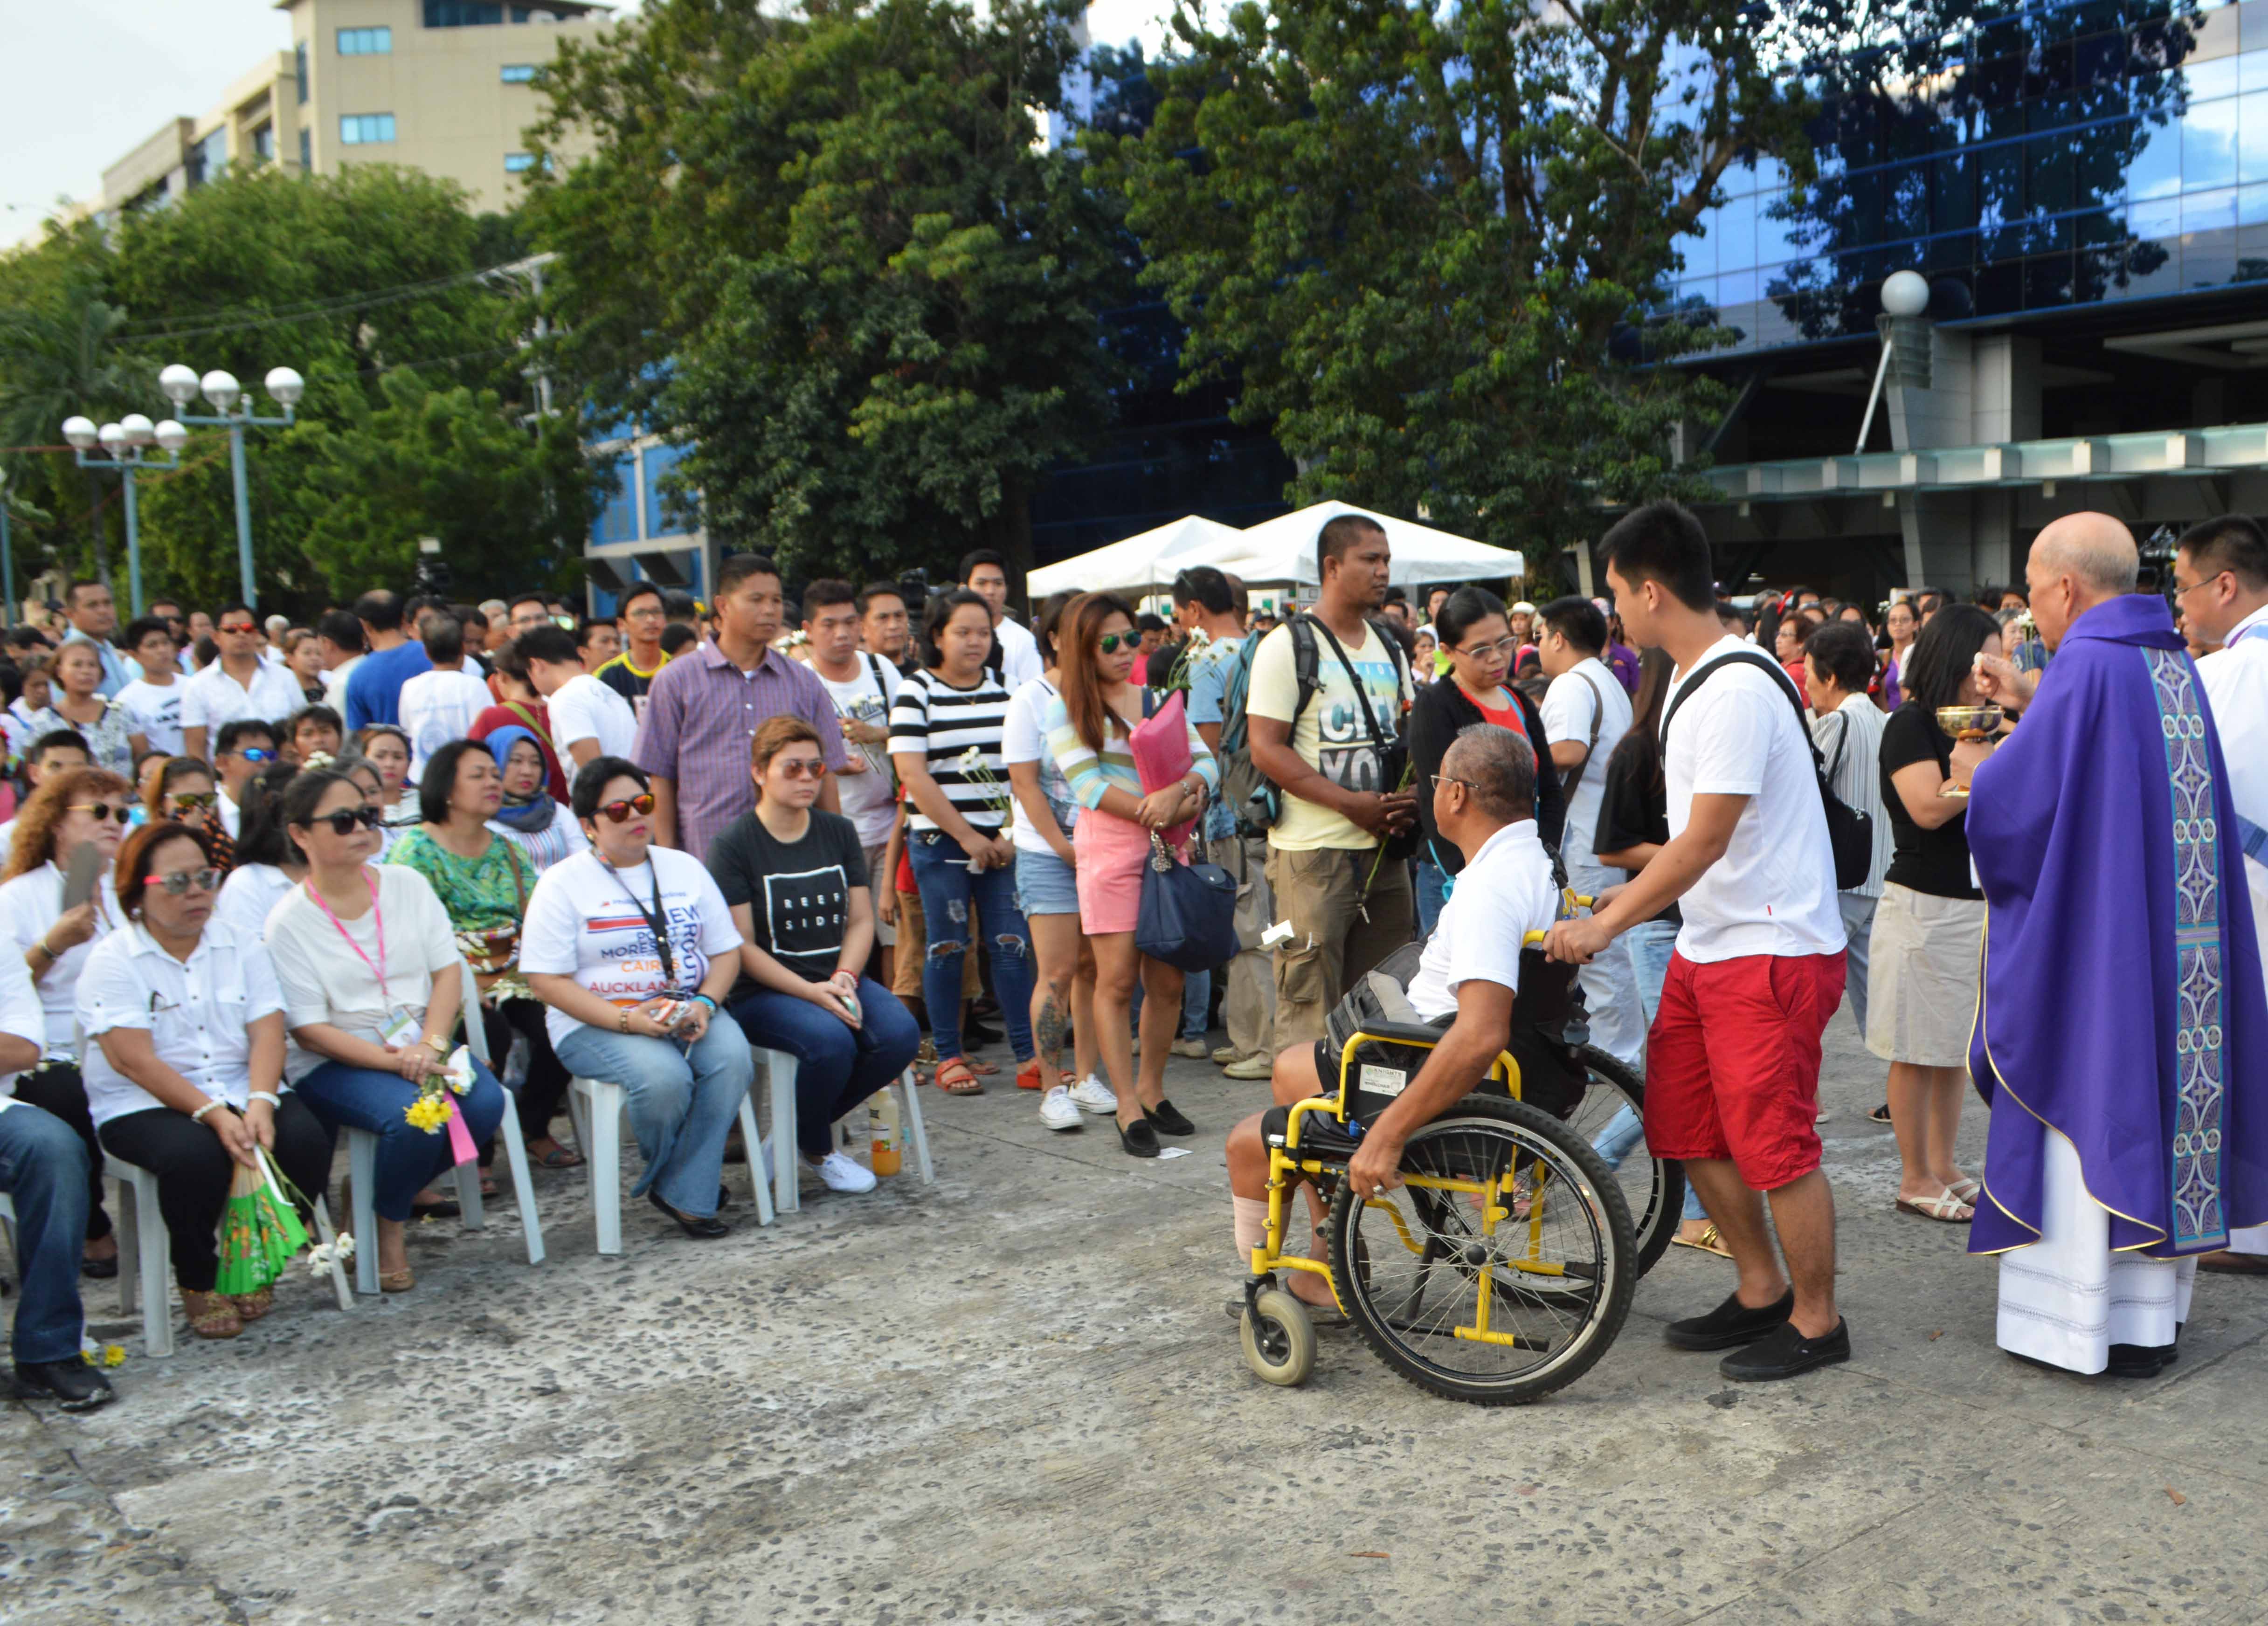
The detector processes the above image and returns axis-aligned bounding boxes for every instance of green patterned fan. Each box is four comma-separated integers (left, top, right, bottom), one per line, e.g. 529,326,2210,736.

215,1148,311,1296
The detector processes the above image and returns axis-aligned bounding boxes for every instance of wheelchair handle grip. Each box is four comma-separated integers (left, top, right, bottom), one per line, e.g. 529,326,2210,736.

1522,930,1549,946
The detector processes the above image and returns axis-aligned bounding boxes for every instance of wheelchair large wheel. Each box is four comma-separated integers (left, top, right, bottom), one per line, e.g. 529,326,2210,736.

1327,1095,1634,1406
1557,1046,1682,1280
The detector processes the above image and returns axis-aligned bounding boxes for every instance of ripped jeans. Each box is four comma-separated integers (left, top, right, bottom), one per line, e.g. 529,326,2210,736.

908,830,1037,1064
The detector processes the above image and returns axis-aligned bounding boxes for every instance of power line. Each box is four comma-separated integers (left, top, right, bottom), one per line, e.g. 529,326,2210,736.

119,257,544,344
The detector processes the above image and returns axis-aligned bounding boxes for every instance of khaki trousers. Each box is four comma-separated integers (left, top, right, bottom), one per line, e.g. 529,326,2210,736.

1265,843,1416,1051
1204,831,1277,1060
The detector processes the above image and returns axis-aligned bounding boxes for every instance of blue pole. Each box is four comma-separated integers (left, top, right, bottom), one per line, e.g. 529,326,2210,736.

121,464,145,618
0,503,13,627
228,419,255,607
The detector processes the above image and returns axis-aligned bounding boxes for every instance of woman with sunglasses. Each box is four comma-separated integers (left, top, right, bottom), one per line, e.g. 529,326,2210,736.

713,717,920,1195
145,756,235,872
264,770,508,1292
1042,592,1217,1157
79,822,334,1340
1406,586,1564,937
484,728,588,875
0,766,135,1276
26,640,147,774
521,758,752,1238
350,725,419,853
387,739,578,1172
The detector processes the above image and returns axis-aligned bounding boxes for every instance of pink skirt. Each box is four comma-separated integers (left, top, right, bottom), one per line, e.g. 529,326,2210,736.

1073,811,1156,935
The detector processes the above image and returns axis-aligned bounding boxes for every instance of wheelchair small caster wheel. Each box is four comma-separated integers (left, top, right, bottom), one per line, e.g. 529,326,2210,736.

1241,1287,1316,1387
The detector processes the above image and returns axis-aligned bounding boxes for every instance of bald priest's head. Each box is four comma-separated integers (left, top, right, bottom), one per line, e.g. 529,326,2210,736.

2026,512,2139,650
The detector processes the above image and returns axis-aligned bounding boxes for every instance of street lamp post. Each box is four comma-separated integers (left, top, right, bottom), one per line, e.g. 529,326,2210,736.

157,364,303,607
60,412,188,618
0,464,17,627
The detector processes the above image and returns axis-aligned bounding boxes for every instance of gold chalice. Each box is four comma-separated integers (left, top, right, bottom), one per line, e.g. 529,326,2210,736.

1935,705,2003,799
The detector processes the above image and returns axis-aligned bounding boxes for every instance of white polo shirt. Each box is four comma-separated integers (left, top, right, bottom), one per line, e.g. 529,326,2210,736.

1404,819,1560,1021
0,863,123,1057
545,672,640,762
1662,638,1845,964
181,656,305,740
0,952,52,1098
76,922,287,1127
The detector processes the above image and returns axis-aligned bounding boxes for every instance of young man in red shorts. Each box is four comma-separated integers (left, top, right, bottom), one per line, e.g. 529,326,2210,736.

1548,501,1851,1382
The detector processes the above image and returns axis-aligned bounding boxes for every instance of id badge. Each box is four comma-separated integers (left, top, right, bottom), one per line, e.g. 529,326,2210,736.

380,1009,423,1049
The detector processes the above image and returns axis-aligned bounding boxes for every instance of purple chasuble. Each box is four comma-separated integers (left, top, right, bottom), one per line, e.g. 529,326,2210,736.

1968,593,2268,1258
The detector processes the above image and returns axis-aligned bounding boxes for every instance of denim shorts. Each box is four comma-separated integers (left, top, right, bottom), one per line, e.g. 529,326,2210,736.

1014,844,1080,918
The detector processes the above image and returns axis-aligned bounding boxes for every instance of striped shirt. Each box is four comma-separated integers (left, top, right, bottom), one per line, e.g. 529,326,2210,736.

1810,693,1892,899
1042,694,1218,811
889,668,1014,833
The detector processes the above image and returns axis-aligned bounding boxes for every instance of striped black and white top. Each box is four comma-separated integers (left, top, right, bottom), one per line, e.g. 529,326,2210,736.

888,668,1014,834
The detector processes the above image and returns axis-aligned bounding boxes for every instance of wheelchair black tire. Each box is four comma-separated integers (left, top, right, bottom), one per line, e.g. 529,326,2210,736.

1325,1094,1636,1406
1240,1287,1317,1388
1565,1046,1683,1281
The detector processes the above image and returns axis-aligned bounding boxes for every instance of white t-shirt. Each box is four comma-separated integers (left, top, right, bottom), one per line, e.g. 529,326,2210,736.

320,655,361,714
518,847,743,1049
213,862,296,947
816,655,902,847
0,951,51,1098
76,922,287,1126
216,786,242,840
1541,656,1633,870
180,656,304,739
397,667,495,778
1000,675,1079,856
115,678,185,756
0,863,123,1056
545,672,640,762
994,615,1044,691
1404,820,1561,1021
264,865,463,1082
1662,638,1846,964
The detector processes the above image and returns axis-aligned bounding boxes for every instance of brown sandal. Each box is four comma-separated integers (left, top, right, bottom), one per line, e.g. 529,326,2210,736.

181,1289,244,1340
379,1267,416,1293
230,1287,275,1321
933,1057,984,1095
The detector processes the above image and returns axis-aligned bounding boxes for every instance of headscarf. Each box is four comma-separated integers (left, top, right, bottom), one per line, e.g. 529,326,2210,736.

485,726,557,834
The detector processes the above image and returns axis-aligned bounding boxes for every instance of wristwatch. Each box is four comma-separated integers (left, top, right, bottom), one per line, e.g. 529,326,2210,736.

422,1034,451,1056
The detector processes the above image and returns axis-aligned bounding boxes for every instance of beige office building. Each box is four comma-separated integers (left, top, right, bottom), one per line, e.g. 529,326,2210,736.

81,1,609,227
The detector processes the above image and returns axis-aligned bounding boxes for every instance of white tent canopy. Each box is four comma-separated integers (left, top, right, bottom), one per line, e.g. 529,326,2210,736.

1210,502,1523,590
1025,515,1247,599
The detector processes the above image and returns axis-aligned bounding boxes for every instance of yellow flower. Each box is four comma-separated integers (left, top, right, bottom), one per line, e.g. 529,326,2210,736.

403,1094,452,1134
103,1344,126,1368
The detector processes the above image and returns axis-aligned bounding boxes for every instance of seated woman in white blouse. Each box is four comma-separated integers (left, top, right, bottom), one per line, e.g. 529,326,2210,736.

80,821,334,1342
0,766,133,1277
263,768,507,1293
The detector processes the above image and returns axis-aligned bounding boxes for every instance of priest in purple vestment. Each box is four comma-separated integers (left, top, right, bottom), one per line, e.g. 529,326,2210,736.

1966,513,2268,1377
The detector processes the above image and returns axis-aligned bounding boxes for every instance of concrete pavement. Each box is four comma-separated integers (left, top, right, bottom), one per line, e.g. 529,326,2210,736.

6,1005,2267,1625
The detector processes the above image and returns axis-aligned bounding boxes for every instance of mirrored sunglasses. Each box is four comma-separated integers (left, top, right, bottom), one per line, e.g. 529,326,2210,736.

597,793,657,823
151,867,224,896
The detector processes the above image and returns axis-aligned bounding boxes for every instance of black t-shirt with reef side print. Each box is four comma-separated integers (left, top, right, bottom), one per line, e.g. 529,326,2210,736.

707,808,871,997
1877,702,1982,900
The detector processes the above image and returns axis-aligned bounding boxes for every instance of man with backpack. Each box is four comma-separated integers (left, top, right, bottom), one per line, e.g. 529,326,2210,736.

1548,501,1852,1384
1241,516,1419,1052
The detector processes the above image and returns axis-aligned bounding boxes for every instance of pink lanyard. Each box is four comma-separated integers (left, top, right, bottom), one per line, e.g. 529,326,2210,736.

303,873,386,990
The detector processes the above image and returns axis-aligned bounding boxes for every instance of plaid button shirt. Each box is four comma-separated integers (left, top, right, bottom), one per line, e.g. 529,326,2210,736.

631,640,849,863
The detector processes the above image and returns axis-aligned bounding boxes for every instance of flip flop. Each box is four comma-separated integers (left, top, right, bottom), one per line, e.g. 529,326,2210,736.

1670,1222,1735,1259
1895,1189,1974,1224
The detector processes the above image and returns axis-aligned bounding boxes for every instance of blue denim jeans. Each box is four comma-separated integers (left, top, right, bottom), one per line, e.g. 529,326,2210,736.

553,1018,754,1218
0,1101,91,1364
1414,856,1448,939
1611,917,1703,1219
295,1058,510,1223
729,978,923,1158
908,832,1035,1063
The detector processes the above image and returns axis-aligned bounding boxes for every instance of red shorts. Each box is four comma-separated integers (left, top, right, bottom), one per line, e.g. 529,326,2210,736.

1643,950,1846,1192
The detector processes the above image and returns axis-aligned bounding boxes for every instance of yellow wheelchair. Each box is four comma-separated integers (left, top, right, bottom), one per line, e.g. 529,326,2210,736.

1237,923,1645,1406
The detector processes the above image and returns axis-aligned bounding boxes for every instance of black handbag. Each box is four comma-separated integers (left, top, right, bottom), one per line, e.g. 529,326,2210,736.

1134,831,1239,973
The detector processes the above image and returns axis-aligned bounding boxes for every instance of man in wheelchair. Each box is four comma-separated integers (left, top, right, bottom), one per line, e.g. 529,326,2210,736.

1224,725,1570,1313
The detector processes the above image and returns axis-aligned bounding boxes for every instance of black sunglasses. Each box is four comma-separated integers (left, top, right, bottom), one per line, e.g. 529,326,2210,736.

68,802,131,825
306,806,385,836
1097,633,1135,654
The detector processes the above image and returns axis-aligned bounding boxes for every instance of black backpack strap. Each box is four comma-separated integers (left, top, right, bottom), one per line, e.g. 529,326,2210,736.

1558,666,1610,799
1307,615,1390,753
1289,614,1322,727
1660,650,1813,757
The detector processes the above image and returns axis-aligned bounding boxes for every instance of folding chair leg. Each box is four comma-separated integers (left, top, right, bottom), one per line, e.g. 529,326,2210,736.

898,1067,934,1185
114,1175,139,1318
309,1197,353,1312
590,1087,622,1257
348,1131,380,1297
455,1157,485,1230
495,1098,545,1266
565,1085,594,1205
768,1057,800,1215
737,1094,775,1227
124,1172,173,1358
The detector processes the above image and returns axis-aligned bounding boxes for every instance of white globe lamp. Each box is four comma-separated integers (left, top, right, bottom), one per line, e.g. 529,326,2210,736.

200,370,241,413
1881,269,1930,318
62,415,99,451
263,366,305,407
159,364,201,407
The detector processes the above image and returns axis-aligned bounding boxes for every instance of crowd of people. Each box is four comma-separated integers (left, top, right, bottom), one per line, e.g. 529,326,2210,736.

4,503,2265,1414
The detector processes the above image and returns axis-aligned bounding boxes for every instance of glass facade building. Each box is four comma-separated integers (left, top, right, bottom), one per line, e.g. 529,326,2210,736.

1675,0,2268,353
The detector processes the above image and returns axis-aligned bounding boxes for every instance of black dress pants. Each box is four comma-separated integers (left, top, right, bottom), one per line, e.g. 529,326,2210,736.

97,1096,335,1294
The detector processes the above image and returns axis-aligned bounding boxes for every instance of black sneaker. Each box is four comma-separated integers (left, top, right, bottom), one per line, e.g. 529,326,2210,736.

2107,1340,2178,1378
1664,1289,1795,1351
1719,1317,1851,1382
14,1359,118,1412
1146,1099,1196,1137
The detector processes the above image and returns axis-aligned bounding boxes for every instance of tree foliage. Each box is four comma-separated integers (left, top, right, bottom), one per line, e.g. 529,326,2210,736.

526,0,1127,582
1106,0,1963,560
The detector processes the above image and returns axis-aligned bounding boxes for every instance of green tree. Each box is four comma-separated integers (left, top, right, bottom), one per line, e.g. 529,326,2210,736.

526,0,1126,582
1106,0,1950,561
0,273,148,586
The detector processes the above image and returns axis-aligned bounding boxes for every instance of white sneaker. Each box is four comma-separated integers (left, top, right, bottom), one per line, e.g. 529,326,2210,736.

814,1151,878,1194
1069,1074,1118,1115
1038,1085,1082,1132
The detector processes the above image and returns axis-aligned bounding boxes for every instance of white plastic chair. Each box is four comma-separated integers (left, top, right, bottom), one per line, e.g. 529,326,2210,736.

566,1077,773,1255
103,1153,173,1357
344,962,546,1295
751,1049,933,1216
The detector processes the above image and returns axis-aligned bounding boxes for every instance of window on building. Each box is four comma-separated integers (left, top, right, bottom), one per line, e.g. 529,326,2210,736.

300,127,312,170
337,27,393,55
186,126,229,188
253,123,275,161
339,113,397,145
500,63,538,83
295,40,309,103
424,2,504,25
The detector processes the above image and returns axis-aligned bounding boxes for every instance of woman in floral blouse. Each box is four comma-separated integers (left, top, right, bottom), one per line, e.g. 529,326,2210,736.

384,738,579,1171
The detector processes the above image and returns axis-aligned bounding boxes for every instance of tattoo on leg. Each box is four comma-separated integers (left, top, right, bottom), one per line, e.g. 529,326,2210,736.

1036,984,1068,1064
